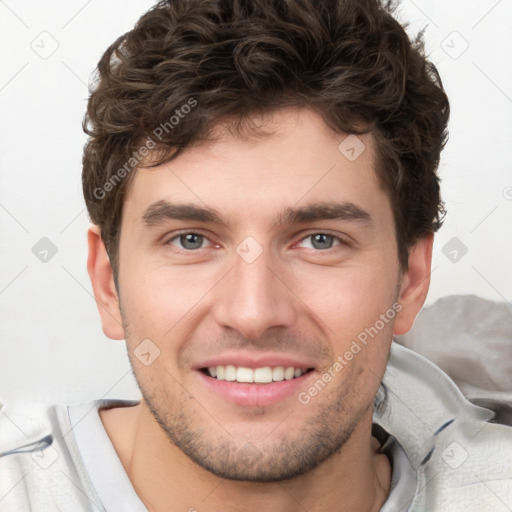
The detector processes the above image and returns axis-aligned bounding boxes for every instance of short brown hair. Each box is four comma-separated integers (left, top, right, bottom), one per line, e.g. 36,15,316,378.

82,0,449,274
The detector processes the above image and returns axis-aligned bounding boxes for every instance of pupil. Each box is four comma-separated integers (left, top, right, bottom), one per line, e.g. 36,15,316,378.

182,233,202,249
312,234,333,249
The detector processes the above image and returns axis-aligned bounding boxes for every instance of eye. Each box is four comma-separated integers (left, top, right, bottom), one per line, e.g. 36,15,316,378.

297,233,343,250
168,232,211,251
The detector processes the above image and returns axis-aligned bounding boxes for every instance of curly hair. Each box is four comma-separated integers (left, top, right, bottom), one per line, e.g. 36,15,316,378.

82,0,449,274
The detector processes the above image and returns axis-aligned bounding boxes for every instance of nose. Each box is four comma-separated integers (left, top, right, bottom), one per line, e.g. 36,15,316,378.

212,243,297,340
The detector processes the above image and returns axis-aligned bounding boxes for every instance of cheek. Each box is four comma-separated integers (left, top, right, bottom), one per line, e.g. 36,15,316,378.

119,260,219,339
294,264,398,338
291,262,398,390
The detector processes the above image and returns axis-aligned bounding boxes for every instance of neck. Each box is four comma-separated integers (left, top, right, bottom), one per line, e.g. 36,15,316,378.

109,401,391,512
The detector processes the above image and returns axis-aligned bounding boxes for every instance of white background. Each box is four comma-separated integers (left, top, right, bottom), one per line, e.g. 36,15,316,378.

1,0,511,409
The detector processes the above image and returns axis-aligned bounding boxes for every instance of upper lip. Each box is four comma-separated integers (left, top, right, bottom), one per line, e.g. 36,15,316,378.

195,353,316,371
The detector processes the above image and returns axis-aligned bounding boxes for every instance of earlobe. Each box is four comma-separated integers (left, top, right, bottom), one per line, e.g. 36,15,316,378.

87,225,125,340
393,234,433,336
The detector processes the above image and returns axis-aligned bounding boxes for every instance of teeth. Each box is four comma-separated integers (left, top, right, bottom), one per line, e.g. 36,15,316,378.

284,367,295,380
225,365,237,381
254,367,273,383
237,367,254,383
272,366,284,382
207,365,306,383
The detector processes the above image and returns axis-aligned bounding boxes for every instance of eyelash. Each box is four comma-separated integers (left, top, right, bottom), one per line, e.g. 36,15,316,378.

165,231,349,253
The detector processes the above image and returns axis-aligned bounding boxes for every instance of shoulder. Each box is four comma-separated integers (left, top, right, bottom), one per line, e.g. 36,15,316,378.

416,420,512,511
0,402,101,511
377,343,512,511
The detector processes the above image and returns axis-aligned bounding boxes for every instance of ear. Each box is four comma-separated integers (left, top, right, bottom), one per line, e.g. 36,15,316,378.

393,234,433,336
87,225,125,340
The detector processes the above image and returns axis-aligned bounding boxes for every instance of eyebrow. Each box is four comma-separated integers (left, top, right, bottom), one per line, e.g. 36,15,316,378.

142,200,371,228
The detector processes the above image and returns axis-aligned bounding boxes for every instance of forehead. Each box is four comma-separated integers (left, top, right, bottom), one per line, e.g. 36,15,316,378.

122,107,388,227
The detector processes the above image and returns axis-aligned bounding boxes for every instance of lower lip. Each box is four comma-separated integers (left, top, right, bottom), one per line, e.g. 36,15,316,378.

197,371,315,407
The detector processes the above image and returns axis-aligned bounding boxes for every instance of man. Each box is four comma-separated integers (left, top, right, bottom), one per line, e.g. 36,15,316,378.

1,0,511,510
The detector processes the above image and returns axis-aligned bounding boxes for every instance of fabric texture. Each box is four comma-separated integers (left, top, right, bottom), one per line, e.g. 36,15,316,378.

397,294,512,425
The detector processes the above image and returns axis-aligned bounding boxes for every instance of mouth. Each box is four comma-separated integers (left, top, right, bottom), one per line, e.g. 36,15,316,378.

195,355,318,407
201,365,314,384
197,365,316,407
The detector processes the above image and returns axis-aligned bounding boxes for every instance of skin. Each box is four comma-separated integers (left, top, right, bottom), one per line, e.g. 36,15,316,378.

88,107,433,512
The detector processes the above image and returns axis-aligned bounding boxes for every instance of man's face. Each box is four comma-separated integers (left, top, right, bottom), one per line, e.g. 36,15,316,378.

115,108,402,481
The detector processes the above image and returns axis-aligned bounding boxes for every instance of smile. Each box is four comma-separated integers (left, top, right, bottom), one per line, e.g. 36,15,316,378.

205,365,310,383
